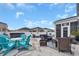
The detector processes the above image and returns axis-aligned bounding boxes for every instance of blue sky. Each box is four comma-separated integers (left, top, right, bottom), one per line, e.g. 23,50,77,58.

0,3,76,30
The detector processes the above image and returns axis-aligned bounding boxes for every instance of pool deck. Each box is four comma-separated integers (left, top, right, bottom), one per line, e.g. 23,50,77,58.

3,46,72,56
0,38,72,56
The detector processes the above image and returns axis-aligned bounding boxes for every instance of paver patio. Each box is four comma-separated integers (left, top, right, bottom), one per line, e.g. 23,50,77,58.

5,47,72,56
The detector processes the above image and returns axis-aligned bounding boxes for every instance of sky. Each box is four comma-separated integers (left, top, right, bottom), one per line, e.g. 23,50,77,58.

0,3,76,30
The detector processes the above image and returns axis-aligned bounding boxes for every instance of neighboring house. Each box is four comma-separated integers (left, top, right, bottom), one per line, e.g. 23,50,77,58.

0,22,8,34
31,27,54,37
0,25,54,38
7,30,27,38
7,28,31,38
43,28,54,37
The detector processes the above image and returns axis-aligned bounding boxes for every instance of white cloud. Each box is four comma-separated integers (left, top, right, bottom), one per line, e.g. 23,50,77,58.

24,19,53,28
24,20,34,28
65,4,75,13
16,3,36,11
26,21,33,27
49,3,60,10
62,14,69,18
40,20,48,24
49,3,59,7
37,3,44,6
56,14,69,19
5,3,15,9
16,3,26,8
16,12,24,18
26,5,35,9
8,26,15,30
73,13,76,16
55,4,76,20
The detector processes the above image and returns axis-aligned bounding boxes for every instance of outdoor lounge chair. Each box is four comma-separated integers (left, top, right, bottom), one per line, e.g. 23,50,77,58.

0,35,16,56
17,34,31,50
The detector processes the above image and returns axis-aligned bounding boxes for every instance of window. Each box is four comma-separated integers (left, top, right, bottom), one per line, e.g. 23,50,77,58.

56,24,61,37
70,21,78,33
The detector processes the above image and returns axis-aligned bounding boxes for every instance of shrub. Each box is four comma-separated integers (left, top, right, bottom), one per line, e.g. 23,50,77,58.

71,31,79,41
71,31,79,36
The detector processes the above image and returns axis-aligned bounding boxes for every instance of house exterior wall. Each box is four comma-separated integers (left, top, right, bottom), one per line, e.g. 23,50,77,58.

55,16,79,38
